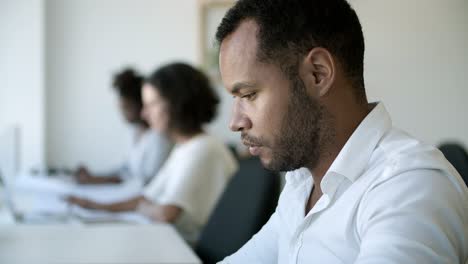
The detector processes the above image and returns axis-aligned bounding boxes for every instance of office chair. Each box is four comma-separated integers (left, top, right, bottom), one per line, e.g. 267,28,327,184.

195,156,281,264
438,142,468,187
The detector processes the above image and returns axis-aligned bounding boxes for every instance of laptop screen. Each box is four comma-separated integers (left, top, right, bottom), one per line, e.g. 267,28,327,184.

0,126,19,186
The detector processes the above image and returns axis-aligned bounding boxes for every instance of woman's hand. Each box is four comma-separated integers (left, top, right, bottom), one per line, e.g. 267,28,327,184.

74,166,94,184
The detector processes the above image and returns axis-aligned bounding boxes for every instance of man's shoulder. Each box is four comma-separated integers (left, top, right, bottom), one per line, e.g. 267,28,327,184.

371,128,452,176
363,127,467,198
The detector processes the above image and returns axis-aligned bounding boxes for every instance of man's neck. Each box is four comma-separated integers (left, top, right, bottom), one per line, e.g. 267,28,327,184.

304,103,369,216
308,102,370,187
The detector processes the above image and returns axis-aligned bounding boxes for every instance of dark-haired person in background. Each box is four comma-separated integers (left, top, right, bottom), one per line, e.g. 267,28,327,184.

75,68,172,185
216,0,468,263
69,63,238,246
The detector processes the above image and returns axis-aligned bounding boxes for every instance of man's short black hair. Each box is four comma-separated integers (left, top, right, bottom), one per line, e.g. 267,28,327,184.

113,68,144,108
216,0,366,101
146,62,219,134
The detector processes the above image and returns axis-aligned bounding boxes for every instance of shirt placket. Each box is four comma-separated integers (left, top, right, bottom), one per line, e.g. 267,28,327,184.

296,174,346,263
289,193,332,264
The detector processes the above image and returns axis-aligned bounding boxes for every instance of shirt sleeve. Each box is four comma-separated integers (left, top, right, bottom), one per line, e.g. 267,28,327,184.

220,208,280,264
120,131,172,182
138,132,172,183
158,149,210,206
355,169,468,264
155,142,235,224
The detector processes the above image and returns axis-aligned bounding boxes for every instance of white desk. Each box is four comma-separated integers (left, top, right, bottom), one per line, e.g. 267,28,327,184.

0,224,201,263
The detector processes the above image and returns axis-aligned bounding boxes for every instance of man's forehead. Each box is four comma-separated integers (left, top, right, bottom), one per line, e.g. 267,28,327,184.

219,20,260,92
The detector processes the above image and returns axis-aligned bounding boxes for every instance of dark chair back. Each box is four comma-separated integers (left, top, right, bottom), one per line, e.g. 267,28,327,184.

438,143,468,187
195,156,281,263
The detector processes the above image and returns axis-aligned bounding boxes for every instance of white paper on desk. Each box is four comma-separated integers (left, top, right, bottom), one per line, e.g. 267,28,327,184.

11,175,70,214
13,174,143,216
12,190,68,213
14,174,74,196
15,173,142,202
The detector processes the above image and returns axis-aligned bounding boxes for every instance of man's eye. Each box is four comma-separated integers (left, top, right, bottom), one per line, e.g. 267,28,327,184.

242,92,256,100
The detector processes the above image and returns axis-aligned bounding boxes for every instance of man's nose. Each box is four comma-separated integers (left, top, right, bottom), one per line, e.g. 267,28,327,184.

229,102,252,132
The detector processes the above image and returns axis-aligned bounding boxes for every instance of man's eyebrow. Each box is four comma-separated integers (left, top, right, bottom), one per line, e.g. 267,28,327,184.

231,82,256,94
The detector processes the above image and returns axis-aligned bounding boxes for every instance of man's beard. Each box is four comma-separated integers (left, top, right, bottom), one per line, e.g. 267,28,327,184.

266,77,331,172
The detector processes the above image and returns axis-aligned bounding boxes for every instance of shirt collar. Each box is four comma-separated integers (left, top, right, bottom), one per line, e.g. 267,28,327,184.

286,102,392,187
327,102,392,183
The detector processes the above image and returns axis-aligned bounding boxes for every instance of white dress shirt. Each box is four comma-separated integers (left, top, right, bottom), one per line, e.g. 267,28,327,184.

143,134,238,244
117,128,172,183
222,103,468,264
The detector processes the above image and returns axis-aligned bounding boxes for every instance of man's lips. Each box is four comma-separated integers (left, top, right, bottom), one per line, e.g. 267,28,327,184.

248,146,261,156
242,140,260,148
242,141,262,156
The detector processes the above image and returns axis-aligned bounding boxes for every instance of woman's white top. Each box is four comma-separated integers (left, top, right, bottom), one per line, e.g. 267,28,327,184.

142,134,238,244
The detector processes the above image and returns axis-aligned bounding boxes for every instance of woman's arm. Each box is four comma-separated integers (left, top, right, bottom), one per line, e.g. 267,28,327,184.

67,196,145,212
137,200,182,223
74,166,122,184
67,195,182,223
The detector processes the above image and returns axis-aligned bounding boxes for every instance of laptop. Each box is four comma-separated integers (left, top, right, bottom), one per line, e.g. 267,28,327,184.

0,126,21,222
0,170,23,222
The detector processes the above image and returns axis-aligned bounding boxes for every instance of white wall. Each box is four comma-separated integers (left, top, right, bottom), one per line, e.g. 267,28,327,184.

45,0,202,171
352,0,468,147
0,0,45,172
45,0,238,172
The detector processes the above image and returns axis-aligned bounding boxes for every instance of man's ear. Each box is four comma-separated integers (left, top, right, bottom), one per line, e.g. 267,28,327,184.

299,47,336,97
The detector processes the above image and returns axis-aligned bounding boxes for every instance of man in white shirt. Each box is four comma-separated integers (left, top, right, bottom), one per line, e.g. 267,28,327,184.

216,0,468,263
